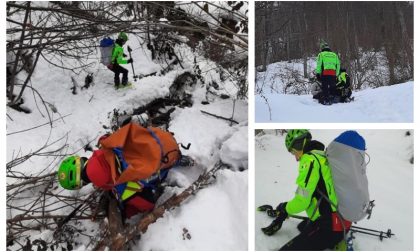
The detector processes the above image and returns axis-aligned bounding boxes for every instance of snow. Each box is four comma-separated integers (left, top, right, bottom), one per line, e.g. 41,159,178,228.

255,130,413,250
256,82,413,123
135,169,248,250
178,2,248,29
220,126,249,171
7,30,248,250
255,54,413,123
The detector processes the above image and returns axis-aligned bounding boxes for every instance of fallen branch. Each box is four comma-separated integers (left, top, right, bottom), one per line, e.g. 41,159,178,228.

56,191,102,229
200,110,239,124
94,162,227,250
7,214,99,223
7,172,56,191
7,113,72,136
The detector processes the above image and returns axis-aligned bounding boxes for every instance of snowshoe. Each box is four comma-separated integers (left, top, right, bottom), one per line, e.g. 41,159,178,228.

115,82,133,90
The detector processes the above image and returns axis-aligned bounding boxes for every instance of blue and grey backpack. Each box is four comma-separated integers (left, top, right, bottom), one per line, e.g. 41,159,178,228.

99,37,114,66
326,131,371,222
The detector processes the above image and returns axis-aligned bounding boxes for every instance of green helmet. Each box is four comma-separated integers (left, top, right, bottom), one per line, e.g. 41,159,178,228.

58,156,83,190
285,129,312,152
320,41,330,51
118,32,128,41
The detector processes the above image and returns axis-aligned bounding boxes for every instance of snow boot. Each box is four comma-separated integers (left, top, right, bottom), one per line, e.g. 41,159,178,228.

321,99,332,106
131,113,149,127
178,155,195,167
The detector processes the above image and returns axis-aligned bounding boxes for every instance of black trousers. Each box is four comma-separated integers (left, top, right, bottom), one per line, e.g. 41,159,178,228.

110,64,128,86
279,219,343,251
320,75,337,101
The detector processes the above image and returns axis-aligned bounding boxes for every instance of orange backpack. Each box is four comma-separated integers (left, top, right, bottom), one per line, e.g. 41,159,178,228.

99,123,180,186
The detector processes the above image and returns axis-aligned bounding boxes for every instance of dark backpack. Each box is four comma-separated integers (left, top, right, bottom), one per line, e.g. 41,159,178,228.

344,72,350,89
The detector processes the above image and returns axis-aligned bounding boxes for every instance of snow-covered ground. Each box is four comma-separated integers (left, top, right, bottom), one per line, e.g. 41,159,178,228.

255,130,413,250
255,82,413,123
255,57,413,123
7,31,248,250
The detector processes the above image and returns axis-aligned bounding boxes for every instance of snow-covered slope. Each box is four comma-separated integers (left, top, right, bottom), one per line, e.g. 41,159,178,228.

255,130,413,250
6,32,248,250
255,82,413,122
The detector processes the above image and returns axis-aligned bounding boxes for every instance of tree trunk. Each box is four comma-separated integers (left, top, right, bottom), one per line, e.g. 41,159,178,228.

302,4,309,78
394,2,413,75
8,2,31,103
379,3,396,85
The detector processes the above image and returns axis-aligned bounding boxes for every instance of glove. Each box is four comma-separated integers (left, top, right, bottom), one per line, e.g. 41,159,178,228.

127,58,133,64
267,209,279,217
257,205,277,217
258,203,287,218
123,53,127,57
276,202,287,212
316,73,321,81
257,204,273,212
261,214,287,236
261,202,288,235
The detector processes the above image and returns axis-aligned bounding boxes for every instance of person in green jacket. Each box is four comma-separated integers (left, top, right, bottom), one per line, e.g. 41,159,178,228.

110,32,133,89
316,42,340,105
259,129,351,250
336,67,352,102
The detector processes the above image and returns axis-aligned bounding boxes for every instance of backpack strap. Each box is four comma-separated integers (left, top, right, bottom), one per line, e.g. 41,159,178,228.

307,151,335,213
112,129,181,202
147,128,165,165
112,147,129,203
147,128,181,165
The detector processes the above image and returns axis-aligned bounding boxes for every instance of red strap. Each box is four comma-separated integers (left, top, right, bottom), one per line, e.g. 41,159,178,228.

125,196,154,218
322,69,336,76
331,212,352,231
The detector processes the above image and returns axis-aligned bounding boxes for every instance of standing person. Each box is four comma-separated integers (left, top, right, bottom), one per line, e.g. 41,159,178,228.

110,32,133,89
259,129,351,250
315,42,340,105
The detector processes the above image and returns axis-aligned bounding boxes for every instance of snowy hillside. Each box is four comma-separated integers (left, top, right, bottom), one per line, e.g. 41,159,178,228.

255,130,413,250
7,26,248,251
255,81,413,122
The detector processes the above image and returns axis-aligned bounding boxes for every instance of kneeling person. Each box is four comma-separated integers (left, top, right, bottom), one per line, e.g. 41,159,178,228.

336,68,352,102
260,129,351,250
58,122,192,219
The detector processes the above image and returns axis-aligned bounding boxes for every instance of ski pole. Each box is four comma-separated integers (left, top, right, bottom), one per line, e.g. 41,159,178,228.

288,214,308,220
352,226,394,237
350,229,393,241
127,46,137,82
288,214,395,240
